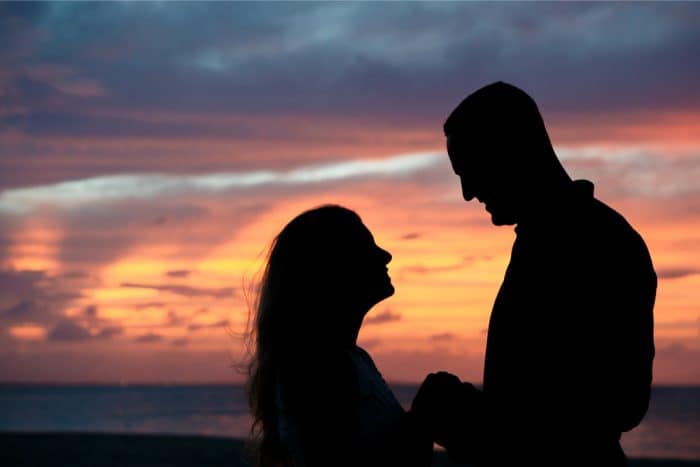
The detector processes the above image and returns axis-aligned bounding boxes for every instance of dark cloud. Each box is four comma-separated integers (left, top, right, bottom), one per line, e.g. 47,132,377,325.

82,305,98,318
46,318,123,342
2,3,700,189
172,337,189,347
0,269,81,325
133,332,164,343
1,299,47,322
47,319,91,341
121,282,235,298
357,338,382,349
133,301,167,310
187,319,230,332
401,263,466,275
401,232,421,240
364,309,402,325
61,271,90,279
165,269,191,278
6,200,270,296
0,269,46,297
655,318,700,332
401,257,478,276
165,310,185,327
52,202,209,267
657,268,699,280
430,332,456,341
95,325,124,339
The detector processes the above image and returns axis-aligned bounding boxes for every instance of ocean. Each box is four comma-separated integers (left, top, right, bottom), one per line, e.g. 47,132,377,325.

1,384,698,460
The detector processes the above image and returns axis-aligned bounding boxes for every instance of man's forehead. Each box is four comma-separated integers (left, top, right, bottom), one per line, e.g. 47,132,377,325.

446,133,472,160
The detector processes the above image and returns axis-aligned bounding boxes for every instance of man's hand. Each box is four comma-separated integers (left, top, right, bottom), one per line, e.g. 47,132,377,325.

411,372,463,441
411,372,484,449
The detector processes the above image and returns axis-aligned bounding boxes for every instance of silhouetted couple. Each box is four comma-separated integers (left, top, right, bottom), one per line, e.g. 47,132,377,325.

246,82,656,467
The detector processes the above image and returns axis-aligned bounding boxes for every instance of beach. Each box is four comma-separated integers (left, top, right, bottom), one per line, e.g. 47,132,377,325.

2,432,700,467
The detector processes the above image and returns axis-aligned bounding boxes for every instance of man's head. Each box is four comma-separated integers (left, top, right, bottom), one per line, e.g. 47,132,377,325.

444,82,568,225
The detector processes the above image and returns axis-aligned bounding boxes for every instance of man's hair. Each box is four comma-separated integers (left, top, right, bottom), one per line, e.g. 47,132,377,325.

443,81,545,138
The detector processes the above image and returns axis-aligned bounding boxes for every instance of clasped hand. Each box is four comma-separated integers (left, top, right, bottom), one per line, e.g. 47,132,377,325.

410,371,482,448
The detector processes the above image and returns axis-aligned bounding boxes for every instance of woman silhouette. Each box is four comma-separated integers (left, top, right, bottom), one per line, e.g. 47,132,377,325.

246,205,432,467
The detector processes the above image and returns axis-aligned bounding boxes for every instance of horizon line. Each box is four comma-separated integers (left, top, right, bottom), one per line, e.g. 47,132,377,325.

1,381,698,389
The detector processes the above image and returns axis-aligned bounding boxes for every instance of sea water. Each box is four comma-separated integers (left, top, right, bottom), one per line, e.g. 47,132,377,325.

0,384,697,460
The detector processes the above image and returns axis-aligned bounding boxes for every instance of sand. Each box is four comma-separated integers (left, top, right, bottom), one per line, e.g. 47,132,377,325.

1,432,698,467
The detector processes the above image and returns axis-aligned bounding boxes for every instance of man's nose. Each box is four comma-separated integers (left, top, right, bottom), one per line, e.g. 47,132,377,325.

461,184,476,202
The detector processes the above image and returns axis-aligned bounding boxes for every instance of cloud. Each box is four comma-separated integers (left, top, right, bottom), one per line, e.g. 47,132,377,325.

430,332,456,341
187,319,230,332
165,311,185,327
1,2,699,194
357,338,382,349
1,300,47,321
561,147,700,200
0,269,46,296
401,263,467,275
46,318,123,342
657,268,699,280
401,232,421,240
47,319,91,341
364,309,402,325
95,325,124,339
61,271,90,279
0,269,81,325
82,304,98,318
4,4,699,123
133,302,167,310
655,318,700,331
172,337,189,347
0,152,441,213
121,282,235,299
133,332,164,343
400,256,482,277
165,269,191,278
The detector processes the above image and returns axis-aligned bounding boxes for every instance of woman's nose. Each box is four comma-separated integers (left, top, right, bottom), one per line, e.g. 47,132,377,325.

378,246,392,264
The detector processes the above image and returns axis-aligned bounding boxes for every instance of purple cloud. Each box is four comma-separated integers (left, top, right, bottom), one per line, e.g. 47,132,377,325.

430,332,456,341
364,310,402,325
165,269,191,278
47,319,91,341
121,282,235,298
133,333,164,343
187,319,230,332
657,268,699,280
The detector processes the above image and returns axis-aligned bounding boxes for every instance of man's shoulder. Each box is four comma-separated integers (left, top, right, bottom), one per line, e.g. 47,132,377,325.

587,197,644,243
584,198,655,272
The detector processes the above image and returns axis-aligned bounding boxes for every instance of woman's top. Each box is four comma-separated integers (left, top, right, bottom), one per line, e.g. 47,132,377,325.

275,345,407,467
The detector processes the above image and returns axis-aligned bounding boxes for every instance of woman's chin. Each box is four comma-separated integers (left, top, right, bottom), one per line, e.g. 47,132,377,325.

377,282,395,301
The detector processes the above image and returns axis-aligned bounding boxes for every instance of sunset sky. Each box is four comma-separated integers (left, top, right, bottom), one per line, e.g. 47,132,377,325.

1,2,699,384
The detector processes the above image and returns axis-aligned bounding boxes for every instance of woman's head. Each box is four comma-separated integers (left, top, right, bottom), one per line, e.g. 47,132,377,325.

258,205,393,340
246,205,393,465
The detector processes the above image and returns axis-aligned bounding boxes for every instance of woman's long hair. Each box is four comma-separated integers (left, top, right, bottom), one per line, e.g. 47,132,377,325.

245,205,362,467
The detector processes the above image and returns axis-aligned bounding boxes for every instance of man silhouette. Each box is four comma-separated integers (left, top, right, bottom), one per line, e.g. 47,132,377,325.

412,82,656,466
